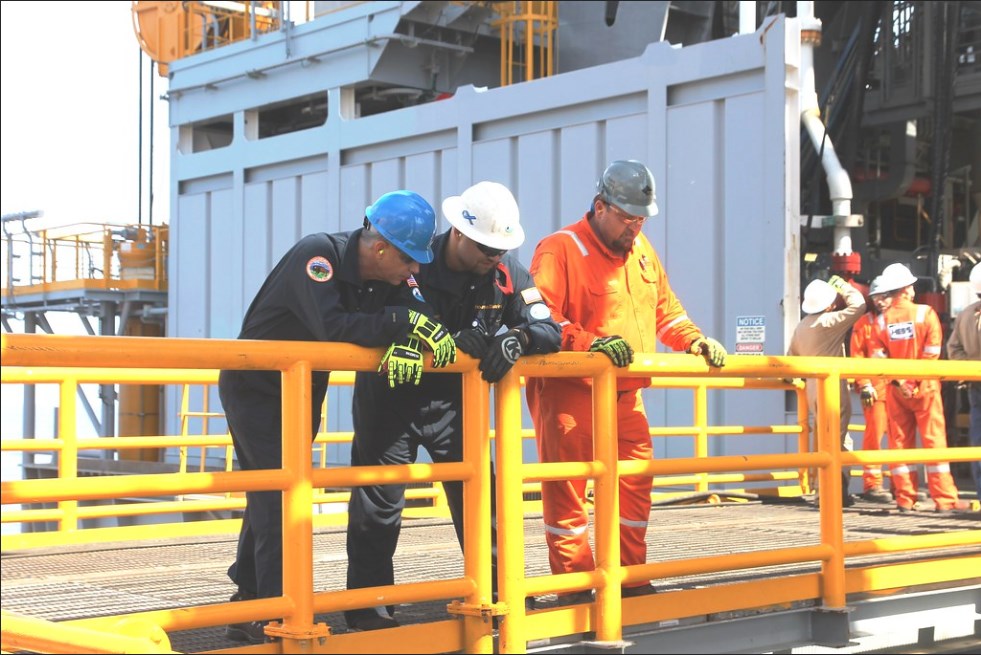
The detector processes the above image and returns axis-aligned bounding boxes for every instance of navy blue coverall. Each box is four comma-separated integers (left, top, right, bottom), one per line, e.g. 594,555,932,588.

218,229,416,601
345,230,561,625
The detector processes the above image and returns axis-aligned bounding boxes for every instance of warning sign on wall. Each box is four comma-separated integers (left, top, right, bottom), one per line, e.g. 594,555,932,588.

735,315,765,355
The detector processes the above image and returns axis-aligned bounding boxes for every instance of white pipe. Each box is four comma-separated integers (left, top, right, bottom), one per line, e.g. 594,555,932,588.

798,1,853,255
739,2,757,34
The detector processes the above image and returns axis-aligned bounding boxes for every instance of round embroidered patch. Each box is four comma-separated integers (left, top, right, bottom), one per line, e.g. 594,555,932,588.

306,256,333,282
529,303,551,320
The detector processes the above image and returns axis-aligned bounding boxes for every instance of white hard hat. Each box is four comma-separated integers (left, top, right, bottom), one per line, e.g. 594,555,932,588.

801,279,838,314
868,275,887,296
876,263,918,294
442,181,525,251
971,262,981,295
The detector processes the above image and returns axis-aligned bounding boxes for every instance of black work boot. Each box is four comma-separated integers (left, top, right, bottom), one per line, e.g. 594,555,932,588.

225,590,268,644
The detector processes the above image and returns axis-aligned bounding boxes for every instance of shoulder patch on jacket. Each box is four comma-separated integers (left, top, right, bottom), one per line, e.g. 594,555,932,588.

306,256,333,282
521,287,543,304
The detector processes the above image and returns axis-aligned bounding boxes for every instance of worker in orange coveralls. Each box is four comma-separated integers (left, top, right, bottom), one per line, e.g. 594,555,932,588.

869,263,968,513
849,275,894,503
526,160,728,603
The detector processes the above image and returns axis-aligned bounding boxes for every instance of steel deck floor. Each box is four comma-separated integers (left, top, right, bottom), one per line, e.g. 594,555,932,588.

2,499,979,653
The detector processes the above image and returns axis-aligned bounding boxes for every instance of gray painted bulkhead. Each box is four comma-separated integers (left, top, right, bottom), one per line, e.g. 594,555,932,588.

163,8,802,468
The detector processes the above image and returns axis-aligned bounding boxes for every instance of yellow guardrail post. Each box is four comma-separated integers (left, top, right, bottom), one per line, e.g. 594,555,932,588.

268,359,329,647
453,364,495,652
58,375,79,533
817,373,847,610
593,365,622,646
693,382,709,493
494,367,525,654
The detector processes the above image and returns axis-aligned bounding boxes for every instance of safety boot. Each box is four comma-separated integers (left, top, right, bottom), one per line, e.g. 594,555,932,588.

225,590,269,644
859,486,893,503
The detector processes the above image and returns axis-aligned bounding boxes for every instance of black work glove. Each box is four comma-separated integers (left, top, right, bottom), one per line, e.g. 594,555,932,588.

389,307,457,368
479,328,527,383
589,335,634,367
453,328,491,359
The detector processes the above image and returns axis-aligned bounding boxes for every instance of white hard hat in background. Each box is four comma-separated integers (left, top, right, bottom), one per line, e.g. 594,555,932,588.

875,263,918,295
442,181,525,251
801,279,838,314
971,262,981,295
868,275,887,296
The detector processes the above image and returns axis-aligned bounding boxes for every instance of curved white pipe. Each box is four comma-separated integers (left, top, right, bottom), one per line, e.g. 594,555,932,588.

798,1,853,255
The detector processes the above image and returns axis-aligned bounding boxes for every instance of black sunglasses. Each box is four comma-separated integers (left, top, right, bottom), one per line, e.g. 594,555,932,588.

473,240,507,258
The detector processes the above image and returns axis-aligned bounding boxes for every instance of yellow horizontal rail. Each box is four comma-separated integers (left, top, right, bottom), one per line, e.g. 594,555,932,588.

2,332,979,654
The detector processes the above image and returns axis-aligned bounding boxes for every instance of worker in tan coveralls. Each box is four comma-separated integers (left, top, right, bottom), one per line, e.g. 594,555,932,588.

787,275,866,506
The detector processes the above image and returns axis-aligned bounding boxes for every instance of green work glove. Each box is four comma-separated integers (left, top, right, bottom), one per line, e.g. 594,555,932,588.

689,336,727,368
827,274,847,292
378,337,424,388
589,335,634,368
391,308,457,368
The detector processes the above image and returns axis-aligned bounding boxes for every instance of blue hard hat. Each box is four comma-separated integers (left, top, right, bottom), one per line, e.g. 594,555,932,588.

365,190,437,263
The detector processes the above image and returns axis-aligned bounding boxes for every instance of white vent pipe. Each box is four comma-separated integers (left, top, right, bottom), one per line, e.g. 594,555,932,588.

798,1,854,256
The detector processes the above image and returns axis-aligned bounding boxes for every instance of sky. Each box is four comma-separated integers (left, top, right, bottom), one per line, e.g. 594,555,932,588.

0,1,171,228
1,2,173,504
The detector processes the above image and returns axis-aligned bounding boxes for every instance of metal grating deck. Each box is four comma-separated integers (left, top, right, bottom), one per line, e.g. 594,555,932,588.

2,499,979,653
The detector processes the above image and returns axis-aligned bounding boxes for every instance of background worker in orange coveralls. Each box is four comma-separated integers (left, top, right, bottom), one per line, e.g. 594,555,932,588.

849,275,894,503
869,263,969,513
526,160,728,603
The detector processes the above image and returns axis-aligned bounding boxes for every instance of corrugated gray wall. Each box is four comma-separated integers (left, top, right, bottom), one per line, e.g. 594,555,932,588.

164,12,802,465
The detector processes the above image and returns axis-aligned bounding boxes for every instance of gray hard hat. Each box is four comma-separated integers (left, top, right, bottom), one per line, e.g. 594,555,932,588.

597,160,659,217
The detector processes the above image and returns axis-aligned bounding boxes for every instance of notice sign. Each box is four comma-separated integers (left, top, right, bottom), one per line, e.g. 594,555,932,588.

735,315,765,355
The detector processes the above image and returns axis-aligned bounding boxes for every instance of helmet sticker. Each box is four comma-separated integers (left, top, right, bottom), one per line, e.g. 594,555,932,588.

529,303,551,321
306,256,333,282
462,209,478,225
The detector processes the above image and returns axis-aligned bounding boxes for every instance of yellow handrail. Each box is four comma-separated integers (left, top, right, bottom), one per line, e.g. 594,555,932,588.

2,333,979,653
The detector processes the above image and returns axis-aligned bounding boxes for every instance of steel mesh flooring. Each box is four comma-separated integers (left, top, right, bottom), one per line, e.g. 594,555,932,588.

2,500,979,653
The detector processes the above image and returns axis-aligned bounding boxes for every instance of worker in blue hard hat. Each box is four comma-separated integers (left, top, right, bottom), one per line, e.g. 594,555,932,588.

218,189,457,644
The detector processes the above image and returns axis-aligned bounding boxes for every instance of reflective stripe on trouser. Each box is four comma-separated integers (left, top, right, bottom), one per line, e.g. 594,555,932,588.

527,380,652,575
861,400,888,490
885,386,959,509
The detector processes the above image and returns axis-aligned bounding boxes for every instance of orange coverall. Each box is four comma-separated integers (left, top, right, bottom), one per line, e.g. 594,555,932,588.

526,215,702,581
850,312,889,492
869,298,960,510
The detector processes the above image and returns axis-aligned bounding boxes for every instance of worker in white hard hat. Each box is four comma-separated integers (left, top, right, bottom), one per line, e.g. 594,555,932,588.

345,181,561,630
848,275,894,503
946,262,981,501
869,263,968,513
788,275,867,507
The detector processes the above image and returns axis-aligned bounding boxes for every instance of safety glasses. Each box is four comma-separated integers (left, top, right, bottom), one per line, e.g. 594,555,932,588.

473,240,507,258
605,202,647,226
